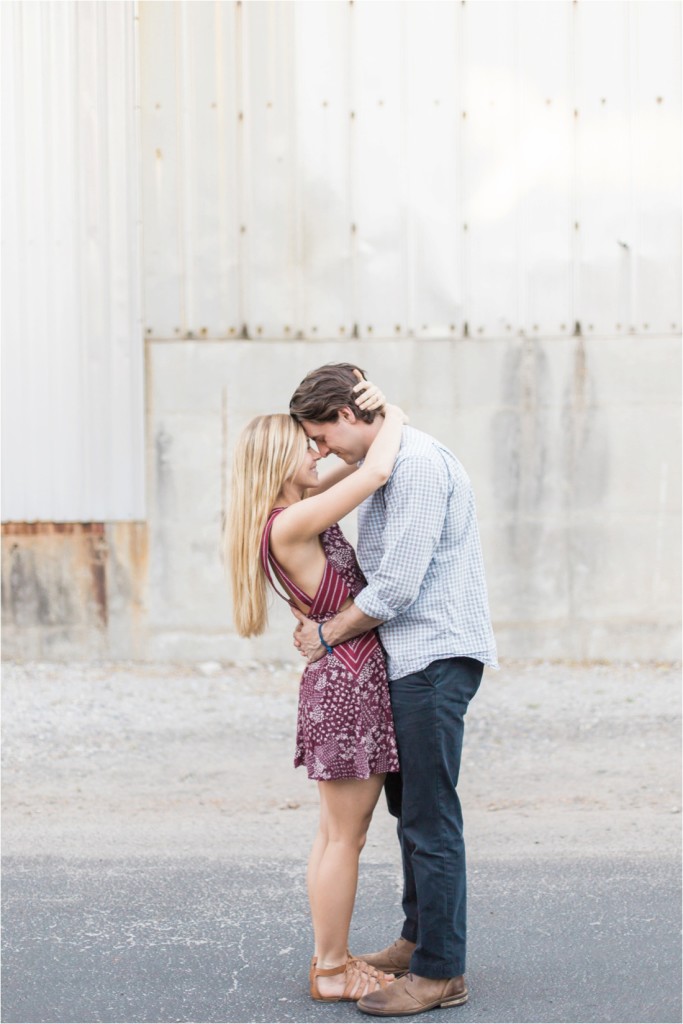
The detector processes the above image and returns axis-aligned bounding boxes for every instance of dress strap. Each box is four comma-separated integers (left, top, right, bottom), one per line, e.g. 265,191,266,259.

260,508,314,607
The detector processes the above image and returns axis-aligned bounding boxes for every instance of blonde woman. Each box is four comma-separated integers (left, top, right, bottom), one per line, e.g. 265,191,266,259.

226,376,405,1002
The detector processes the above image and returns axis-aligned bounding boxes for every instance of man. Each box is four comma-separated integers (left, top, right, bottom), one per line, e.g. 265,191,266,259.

289,363,497,1017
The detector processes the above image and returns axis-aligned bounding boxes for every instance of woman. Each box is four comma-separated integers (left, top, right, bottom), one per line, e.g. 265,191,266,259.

225,377,405,1002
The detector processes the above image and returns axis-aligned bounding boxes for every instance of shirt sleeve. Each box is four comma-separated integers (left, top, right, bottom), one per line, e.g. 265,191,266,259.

354,454,449,622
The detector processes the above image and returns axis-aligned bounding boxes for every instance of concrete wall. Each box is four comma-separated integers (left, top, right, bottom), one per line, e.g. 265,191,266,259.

144,336,681,664
5,335,678,662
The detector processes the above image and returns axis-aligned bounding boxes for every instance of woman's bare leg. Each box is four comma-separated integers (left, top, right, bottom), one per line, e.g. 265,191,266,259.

307,797,329,955
311,773,387,999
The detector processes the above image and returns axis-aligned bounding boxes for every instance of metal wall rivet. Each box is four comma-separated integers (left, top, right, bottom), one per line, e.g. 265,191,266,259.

560,324,566,330
657,97,663,103
395,325,401,332
257,326,263,334
368,326,374,333
238,111,244,120
146,328,152,334
616,323,621,329
284,326,290,333
340,326,346,333
601,98,606,104
322,100,328,107
229,327,236,334
312,326,318,333
240,225,246,233
174,327,180,333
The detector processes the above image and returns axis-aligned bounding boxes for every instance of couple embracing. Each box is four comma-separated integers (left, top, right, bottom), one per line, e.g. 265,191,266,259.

225,363,497,1016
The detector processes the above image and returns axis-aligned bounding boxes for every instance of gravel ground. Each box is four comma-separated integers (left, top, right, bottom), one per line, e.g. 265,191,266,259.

2,659,680,864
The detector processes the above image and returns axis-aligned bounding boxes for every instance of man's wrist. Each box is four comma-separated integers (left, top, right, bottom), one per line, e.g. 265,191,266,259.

317,622,334,654
322,604,382,646
319,614,343,647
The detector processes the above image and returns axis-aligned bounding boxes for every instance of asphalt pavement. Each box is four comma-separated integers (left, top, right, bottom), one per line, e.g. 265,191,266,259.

2,854,680,1024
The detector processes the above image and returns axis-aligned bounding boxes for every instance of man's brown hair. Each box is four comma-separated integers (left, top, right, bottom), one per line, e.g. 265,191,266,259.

289,363,378,424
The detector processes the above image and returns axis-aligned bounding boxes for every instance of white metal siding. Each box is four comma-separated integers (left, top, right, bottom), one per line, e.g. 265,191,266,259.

140,0,681,341
3,0,680,525
1,1,144,522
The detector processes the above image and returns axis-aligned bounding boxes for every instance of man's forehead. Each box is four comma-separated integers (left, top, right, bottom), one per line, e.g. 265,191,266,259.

301,419,329,439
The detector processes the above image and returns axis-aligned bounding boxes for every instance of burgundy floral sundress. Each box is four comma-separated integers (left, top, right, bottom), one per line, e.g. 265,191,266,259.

261,508,400,781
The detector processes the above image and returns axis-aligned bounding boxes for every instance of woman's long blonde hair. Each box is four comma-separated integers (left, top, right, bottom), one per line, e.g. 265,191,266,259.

224,414,308,637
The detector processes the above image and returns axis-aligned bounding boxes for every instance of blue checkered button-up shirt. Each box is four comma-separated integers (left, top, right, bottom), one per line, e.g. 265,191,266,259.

354,426,498,680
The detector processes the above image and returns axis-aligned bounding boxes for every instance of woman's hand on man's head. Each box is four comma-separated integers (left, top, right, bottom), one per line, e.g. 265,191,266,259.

352,370,386,414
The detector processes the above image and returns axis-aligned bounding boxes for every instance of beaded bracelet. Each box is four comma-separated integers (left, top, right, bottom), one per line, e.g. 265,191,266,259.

317,622,334,654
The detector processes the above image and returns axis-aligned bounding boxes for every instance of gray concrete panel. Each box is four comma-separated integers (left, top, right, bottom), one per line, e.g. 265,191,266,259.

2,336,680,661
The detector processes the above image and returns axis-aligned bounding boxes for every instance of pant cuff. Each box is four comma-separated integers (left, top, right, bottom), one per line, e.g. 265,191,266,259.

410,957,466,980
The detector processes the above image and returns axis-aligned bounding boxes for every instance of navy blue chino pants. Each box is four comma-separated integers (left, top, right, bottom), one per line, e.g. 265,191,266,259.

384,656,483,979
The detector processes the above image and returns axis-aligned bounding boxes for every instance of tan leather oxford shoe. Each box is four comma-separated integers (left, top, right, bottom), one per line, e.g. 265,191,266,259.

354,937,416,976
357,972,468,1016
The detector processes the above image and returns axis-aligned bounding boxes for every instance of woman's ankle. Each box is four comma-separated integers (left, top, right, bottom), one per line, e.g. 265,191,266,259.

316,952,348,971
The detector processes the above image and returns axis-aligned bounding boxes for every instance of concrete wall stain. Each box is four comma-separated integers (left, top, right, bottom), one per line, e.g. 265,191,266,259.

1,522,149,660
562,336,609,512
152,425,175,609
493,338,550,539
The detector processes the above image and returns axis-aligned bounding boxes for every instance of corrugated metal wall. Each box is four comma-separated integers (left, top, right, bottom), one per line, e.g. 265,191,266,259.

1,1,144,522
3,0,680,523
140,0,680,342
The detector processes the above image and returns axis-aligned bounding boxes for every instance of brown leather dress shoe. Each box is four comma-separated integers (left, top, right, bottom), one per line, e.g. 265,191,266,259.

357,972,468,1016
354,937,416,976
